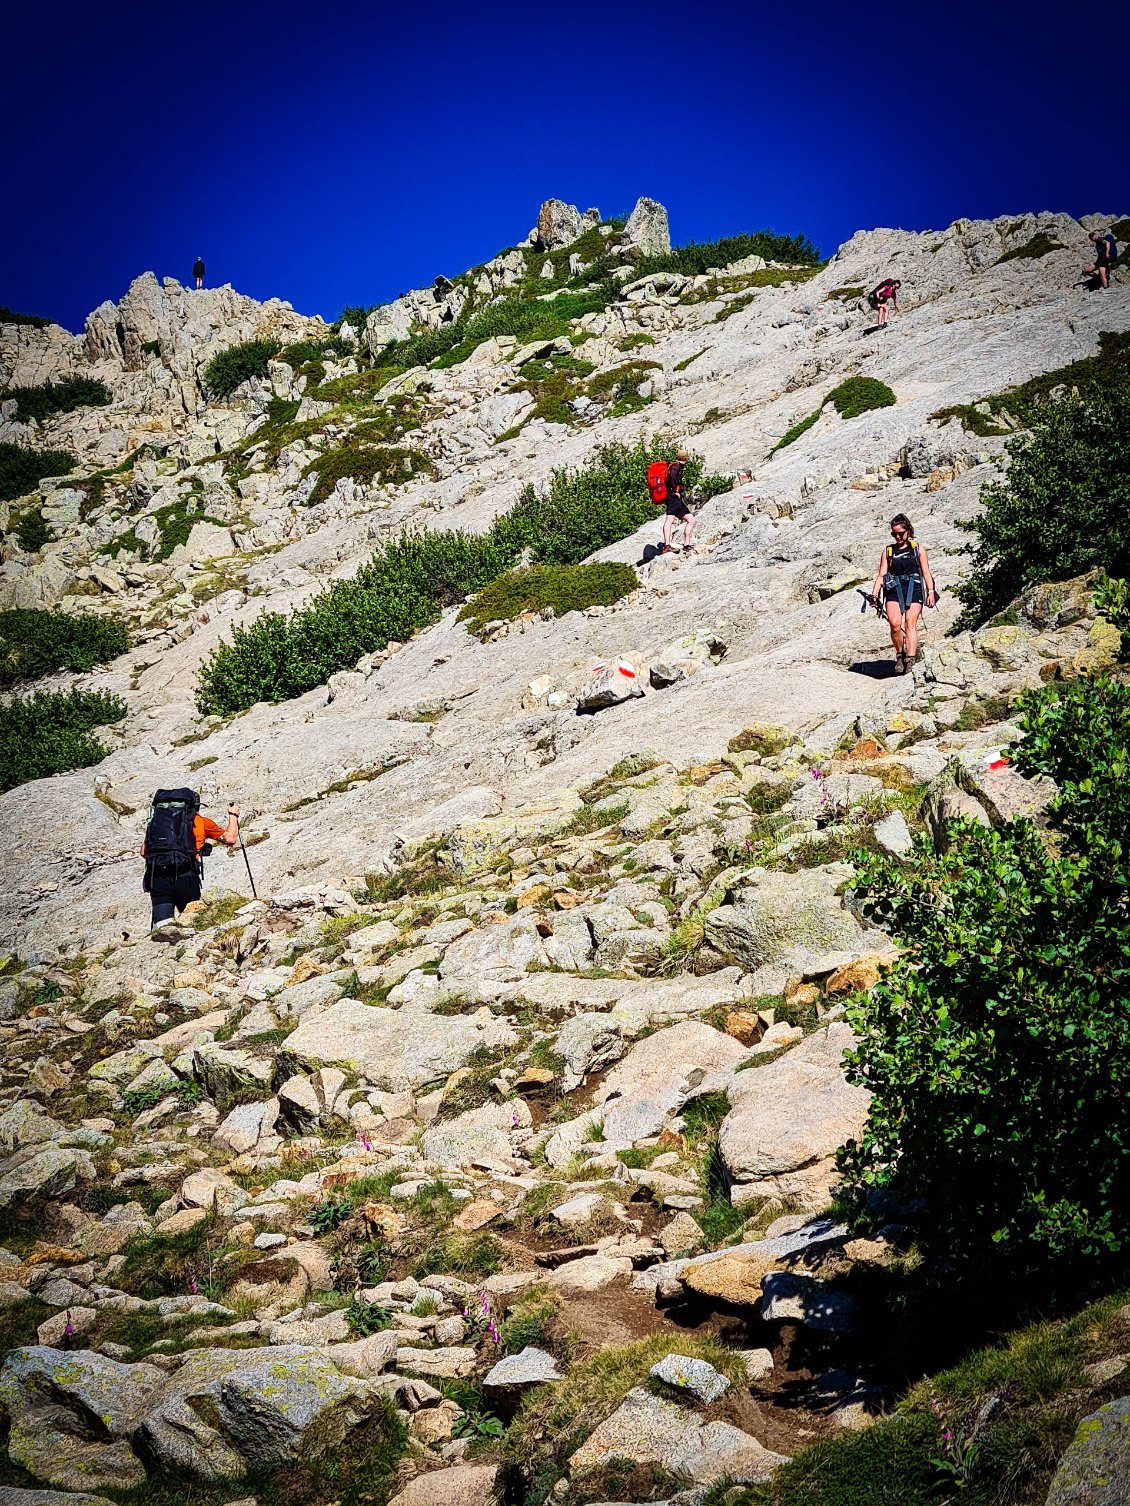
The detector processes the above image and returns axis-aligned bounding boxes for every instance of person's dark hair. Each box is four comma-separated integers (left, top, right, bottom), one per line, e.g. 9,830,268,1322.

890,513,913,535
893,279,902,288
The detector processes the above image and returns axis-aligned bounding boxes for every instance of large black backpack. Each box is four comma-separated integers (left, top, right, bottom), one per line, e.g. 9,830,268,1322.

144,788,200,873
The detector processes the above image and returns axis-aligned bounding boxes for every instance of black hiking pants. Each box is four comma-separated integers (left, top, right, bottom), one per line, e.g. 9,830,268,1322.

147,864,201,926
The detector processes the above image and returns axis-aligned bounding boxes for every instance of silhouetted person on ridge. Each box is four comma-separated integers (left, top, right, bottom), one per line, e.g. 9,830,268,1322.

193,256,205,289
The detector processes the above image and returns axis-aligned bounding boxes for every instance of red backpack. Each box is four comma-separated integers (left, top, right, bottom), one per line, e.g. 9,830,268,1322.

647,461,669,504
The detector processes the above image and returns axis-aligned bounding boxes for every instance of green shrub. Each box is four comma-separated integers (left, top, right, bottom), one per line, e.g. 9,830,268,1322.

631,229,822,279
0,607,129,686
0,687,126,792
458,561,638,635
771,377,895,454
197,438,722,715
953,385,1129,629
201,338,281,399
0,306,53,328
6,376,111,423
0,441,75,502
303,442,436,505
826,376,897,419
996,232,1065,264
14,508,53,553
839,676,1130,1284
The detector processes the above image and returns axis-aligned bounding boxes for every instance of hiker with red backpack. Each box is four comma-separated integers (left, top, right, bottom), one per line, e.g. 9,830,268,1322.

141,788,240,929
647,449,695,555
868,278,902,327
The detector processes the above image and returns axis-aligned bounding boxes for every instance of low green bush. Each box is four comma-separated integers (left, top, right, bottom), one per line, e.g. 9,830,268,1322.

201,338,281,399
0,607,129,687
771,377,896,453
459,561,638,635
0,306,53,328
6,376,111,423
0,687,127,792
996,232,1065,264
14,509,53,553
303,442,436,505
626,229,821,281
840,675,1130,1284
197,438,724,715
954,384,1129,629
826,376,897,419
0,441,75,502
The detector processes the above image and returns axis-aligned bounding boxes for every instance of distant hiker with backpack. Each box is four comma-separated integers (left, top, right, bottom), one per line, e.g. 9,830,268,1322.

141,789,240,928
869,513,936,674
868,278,902,326
193,256,205,289
1083,230,1118,289
647,450,695,555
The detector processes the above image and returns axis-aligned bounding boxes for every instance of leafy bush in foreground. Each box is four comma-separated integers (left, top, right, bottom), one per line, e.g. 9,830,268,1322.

840,676,1130,1284
0,608,129,688
197,439,722,715
458,561,638,635
7,376,111,423
0,687,127,792
0,441,75,502
201,338,281,399
954,386,1130,630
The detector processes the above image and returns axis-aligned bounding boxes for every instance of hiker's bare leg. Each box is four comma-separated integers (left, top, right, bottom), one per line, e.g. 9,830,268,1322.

1099,266,1109,288
877,304,887,326
683,514,695,550
903,602,923,662
885,600,904,658
662,514,674,551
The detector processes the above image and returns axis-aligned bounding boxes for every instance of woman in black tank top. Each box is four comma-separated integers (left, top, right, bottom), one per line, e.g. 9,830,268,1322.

869,513,937,674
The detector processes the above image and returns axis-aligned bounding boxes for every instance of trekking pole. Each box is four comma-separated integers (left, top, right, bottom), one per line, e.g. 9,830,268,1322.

236,826,258,899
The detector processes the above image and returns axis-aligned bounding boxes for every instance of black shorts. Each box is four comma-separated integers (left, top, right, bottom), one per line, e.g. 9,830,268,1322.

884,577,925,609
665,497,690,519
147,864,201,925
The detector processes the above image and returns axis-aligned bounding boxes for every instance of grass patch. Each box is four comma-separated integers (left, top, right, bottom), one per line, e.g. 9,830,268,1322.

409,1230,505,1280
770,377,896,455
674,349,706,371
458,561,637,636
498,1335,748,1506
0,686,126,792
0,441,75,502
108,494,228,562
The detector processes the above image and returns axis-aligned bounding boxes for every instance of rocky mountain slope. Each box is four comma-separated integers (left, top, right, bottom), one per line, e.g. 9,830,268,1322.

0,199,1127,1506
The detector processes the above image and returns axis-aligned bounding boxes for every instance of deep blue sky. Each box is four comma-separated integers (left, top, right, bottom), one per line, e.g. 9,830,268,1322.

3,1,1125,333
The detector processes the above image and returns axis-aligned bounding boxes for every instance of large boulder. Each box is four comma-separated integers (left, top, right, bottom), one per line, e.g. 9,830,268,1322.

1045,1395,1129,1506
0,1344,382,1487
0,1348,162,1490
536,199,585,251
569,1386,786,1483
622,197,671,259
280,1000,517,1090
137,1345,380,1477
705,865,887,982
388,1464,497,1506
718,1025,870,1210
